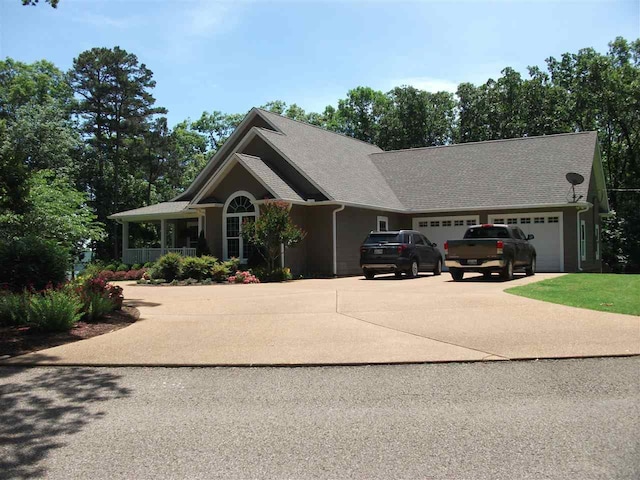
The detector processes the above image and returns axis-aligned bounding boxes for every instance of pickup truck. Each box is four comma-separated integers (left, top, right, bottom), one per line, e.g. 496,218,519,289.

444,224,536,281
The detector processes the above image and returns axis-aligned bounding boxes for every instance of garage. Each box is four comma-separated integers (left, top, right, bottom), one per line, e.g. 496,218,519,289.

488,212,564,272
413,215,480,270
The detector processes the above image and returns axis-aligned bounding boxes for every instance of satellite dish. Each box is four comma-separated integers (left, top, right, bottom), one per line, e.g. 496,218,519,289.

566,172,585,203
566,172,585,186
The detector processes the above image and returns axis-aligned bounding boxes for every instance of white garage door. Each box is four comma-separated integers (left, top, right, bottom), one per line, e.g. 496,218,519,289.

413,215,480,271
488,212,563,272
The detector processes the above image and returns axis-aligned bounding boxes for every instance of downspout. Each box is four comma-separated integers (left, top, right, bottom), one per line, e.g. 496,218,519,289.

576,205,590,271
332,205,345,276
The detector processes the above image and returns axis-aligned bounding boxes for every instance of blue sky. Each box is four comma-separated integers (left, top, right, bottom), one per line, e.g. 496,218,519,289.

1,0,638,126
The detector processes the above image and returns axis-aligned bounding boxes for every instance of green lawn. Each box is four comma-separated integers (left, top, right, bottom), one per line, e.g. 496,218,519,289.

506,274,640,316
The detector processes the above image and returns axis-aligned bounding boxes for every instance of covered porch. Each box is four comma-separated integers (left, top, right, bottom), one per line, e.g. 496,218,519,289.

109,202,206,265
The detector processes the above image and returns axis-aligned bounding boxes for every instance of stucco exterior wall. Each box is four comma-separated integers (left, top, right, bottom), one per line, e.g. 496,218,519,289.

336,207,405,275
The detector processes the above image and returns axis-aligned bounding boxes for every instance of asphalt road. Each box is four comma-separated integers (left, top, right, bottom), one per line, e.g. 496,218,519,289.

1,357,638,479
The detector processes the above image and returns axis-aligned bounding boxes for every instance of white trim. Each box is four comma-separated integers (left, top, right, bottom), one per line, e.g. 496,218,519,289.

376,215,389,231
332,205,345,276
187,203,224,209
222,191,258,262
488,211,565,273
108,211,200,222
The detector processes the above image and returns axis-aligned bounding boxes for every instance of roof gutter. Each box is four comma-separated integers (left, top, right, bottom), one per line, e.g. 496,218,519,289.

332,204,345,276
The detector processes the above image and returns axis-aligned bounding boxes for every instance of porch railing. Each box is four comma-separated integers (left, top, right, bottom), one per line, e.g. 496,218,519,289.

123,247,197,265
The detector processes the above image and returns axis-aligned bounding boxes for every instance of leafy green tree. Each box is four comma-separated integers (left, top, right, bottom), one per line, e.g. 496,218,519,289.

0,170,105,262
336,86,388,144
22,0,59,6
192,110,243,152
70,46,166,258
241,201,305,272
379,86,455,149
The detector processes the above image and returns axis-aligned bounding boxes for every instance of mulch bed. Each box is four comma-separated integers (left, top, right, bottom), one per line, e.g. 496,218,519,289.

0,306,139,359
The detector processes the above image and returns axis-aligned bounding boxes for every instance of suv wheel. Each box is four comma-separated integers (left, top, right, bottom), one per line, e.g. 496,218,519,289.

450,268,464,282
433,259,442,276
501,258,514,281
363,269,375,280
407,259,419,278
525,256,536,276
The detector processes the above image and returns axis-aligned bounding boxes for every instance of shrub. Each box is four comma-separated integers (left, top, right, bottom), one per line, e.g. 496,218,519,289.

143,261,155,268
181,256,211,281
131,263,143,270
228,271,260,284
77,277,122,322
116,264,129,272
124,268,146,280
0,291,31,327
211,263,230,282
151,253,183,281
223,257,240,275
252,267,293,283
29,289,82,332
0,236,69,292
104,263,118,272
97,270,115,281
196,230,210,256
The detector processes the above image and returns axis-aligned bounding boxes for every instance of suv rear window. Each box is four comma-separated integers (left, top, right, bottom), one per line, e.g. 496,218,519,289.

364,233,402,244
464,226,510,239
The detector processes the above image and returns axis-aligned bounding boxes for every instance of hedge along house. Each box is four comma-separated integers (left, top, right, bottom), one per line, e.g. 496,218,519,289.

109,108,610,275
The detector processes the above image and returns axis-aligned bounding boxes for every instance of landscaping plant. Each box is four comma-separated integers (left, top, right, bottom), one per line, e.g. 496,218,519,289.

29,288,83,331
0,236,69,292
241,200,305,275
150,252,183,281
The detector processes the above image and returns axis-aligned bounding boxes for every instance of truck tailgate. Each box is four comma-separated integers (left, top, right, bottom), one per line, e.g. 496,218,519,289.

447,239,499,259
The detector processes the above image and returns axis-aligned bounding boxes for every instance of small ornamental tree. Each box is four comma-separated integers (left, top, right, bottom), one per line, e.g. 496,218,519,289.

241,201,305,272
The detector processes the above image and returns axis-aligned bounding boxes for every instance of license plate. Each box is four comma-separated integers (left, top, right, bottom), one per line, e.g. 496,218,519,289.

467,259,478,265
374,248,383,255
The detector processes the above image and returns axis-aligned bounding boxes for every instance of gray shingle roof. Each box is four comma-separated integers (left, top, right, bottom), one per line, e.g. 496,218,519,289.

109,201,191,219
235,153,303,202
371,132,598,211
257,109,405,210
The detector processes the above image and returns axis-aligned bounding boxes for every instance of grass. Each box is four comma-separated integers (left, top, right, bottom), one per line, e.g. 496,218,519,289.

506,274,640,316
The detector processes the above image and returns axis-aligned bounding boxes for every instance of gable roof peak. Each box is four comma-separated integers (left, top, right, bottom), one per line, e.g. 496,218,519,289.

255,107,383,150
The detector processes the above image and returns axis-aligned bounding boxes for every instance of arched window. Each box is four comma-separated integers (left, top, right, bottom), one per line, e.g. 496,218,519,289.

223,192,257,262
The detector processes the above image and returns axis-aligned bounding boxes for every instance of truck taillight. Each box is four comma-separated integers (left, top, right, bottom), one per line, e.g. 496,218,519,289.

397,244,408,254
444,241,448,254
496,240,504,254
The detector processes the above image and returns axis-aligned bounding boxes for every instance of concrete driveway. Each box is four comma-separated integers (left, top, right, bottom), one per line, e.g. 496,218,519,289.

4,273,639,366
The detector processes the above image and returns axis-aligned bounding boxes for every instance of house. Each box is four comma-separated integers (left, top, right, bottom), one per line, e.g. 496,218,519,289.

109,108,610,275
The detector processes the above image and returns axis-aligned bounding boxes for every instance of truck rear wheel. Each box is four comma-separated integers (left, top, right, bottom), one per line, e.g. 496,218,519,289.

525,256,536,276
450,269,464,282
363,269,375,280
501,258,514,281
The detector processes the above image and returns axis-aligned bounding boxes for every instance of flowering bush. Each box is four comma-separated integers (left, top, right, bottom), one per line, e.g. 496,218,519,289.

228,271,260,284
77,277,122,322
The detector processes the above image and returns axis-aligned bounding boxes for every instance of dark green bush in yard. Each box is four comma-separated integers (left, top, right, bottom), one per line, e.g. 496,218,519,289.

181,256,217,280
0,288,82,331
0,237,69,292
150,252,183,281
0,291,31,327
30,289,83,331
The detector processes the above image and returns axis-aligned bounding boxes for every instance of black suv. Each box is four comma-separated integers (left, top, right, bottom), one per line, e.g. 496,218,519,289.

359,230,443,279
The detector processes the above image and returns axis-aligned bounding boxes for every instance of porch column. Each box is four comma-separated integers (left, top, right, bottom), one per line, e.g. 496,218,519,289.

121,221,129,262
161,219,167,255
198,215,204,235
